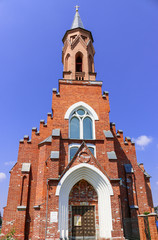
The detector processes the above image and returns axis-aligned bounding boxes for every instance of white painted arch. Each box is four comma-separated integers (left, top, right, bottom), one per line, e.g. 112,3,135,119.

56,163,113,239
64,101,99,120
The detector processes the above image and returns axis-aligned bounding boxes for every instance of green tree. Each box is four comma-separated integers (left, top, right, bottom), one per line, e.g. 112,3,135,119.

1,228,17,240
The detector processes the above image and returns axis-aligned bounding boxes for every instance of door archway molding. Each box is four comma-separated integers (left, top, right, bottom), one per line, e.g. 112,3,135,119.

56,163,113,239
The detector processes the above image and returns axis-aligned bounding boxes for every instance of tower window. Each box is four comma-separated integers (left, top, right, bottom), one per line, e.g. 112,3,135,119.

76,56,82,72
69,107,94,139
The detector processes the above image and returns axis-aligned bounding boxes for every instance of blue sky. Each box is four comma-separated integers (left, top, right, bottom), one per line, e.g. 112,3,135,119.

0,0,158,214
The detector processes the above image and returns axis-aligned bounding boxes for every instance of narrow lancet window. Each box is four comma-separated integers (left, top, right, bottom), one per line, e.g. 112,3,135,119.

83,117,92,139
70,117,80,139
76,56,82,72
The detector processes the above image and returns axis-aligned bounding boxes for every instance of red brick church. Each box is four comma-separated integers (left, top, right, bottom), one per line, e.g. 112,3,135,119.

1,7,157,240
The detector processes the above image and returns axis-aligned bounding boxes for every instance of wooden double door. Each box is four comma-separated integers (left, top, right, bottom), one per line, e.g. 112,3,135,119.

72,206,95,240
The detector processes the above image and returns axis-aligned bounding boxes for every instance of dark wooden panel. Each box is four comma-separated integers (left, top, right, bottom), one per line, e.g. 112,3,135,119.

72,206,95,239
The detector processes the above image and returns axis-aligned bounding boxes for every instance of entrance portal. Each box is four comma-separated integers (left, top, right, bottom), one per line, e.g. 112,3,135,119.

69,180,98,240
56,163,113,239
72,206,95,240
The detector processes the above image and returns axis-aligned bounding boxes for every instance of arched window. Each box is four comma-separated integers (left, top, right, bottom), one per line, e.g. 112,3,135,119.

69,107,94,139
69,144,96,162
76,55,82,72
65,53,70,71
83,117,93,139
70,117,80,139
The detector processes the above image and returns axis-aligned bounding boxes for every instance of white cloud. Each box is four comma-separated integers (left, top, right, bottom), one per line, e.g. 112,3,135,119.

4,161,15,166
0,172,6,181
133,135,152,150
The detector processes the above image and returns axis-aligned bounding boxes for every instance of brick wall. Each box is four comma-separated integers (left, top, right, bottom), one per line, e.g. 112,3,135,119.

1,79,155,240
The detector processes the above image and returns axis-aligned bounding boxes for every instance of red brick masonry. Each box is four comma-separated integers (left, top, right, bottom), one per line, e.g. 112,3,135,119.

1,21,156,240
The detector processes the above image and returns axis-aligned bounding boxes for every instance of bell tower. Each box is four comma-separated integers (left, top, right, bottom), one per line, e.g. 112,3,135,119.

62,6,96,81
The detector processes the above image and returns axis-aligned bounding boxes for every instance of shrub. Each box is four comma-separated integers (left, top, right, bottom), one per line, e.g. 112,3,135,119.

1,228,17,240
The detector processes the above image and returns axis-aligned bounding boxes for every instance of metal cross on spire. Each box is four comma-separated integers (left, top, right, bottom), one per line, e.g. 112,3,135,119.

75,5,80,12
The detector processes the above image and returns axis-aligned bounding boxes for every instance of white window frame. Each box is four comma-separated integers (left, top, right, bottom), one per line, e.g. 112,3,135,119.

69,107,96,139
68,143,96,162
65,101,99,120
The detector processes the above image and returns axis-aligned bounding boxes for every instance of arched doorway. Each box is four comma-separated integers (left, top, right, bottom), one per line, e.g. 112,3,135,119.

56,163,113,239
69,180,98,239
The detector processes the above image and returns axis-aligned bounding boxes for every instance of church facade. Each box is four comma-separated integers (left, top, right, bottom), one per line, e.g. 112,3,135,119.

1,9,156,240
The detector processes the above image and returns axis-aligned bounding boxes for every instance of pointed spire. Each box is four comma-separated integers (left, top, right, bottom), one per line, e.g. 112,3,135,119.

71,5,84,30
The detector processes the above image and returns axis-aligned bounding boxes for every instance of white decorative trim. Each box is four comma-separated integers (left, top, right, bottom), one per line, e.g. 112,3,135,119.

33,205,40,209
17,206,27,211
56,163,113,239
66,102,97,139
88,81,102,85
64,101,99,120
21,163,31,173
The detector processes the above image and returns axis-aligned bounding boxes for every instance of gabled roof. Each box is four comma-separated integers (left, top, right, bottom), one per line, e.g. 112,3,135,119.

71,9,84,30
59,141,111,181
